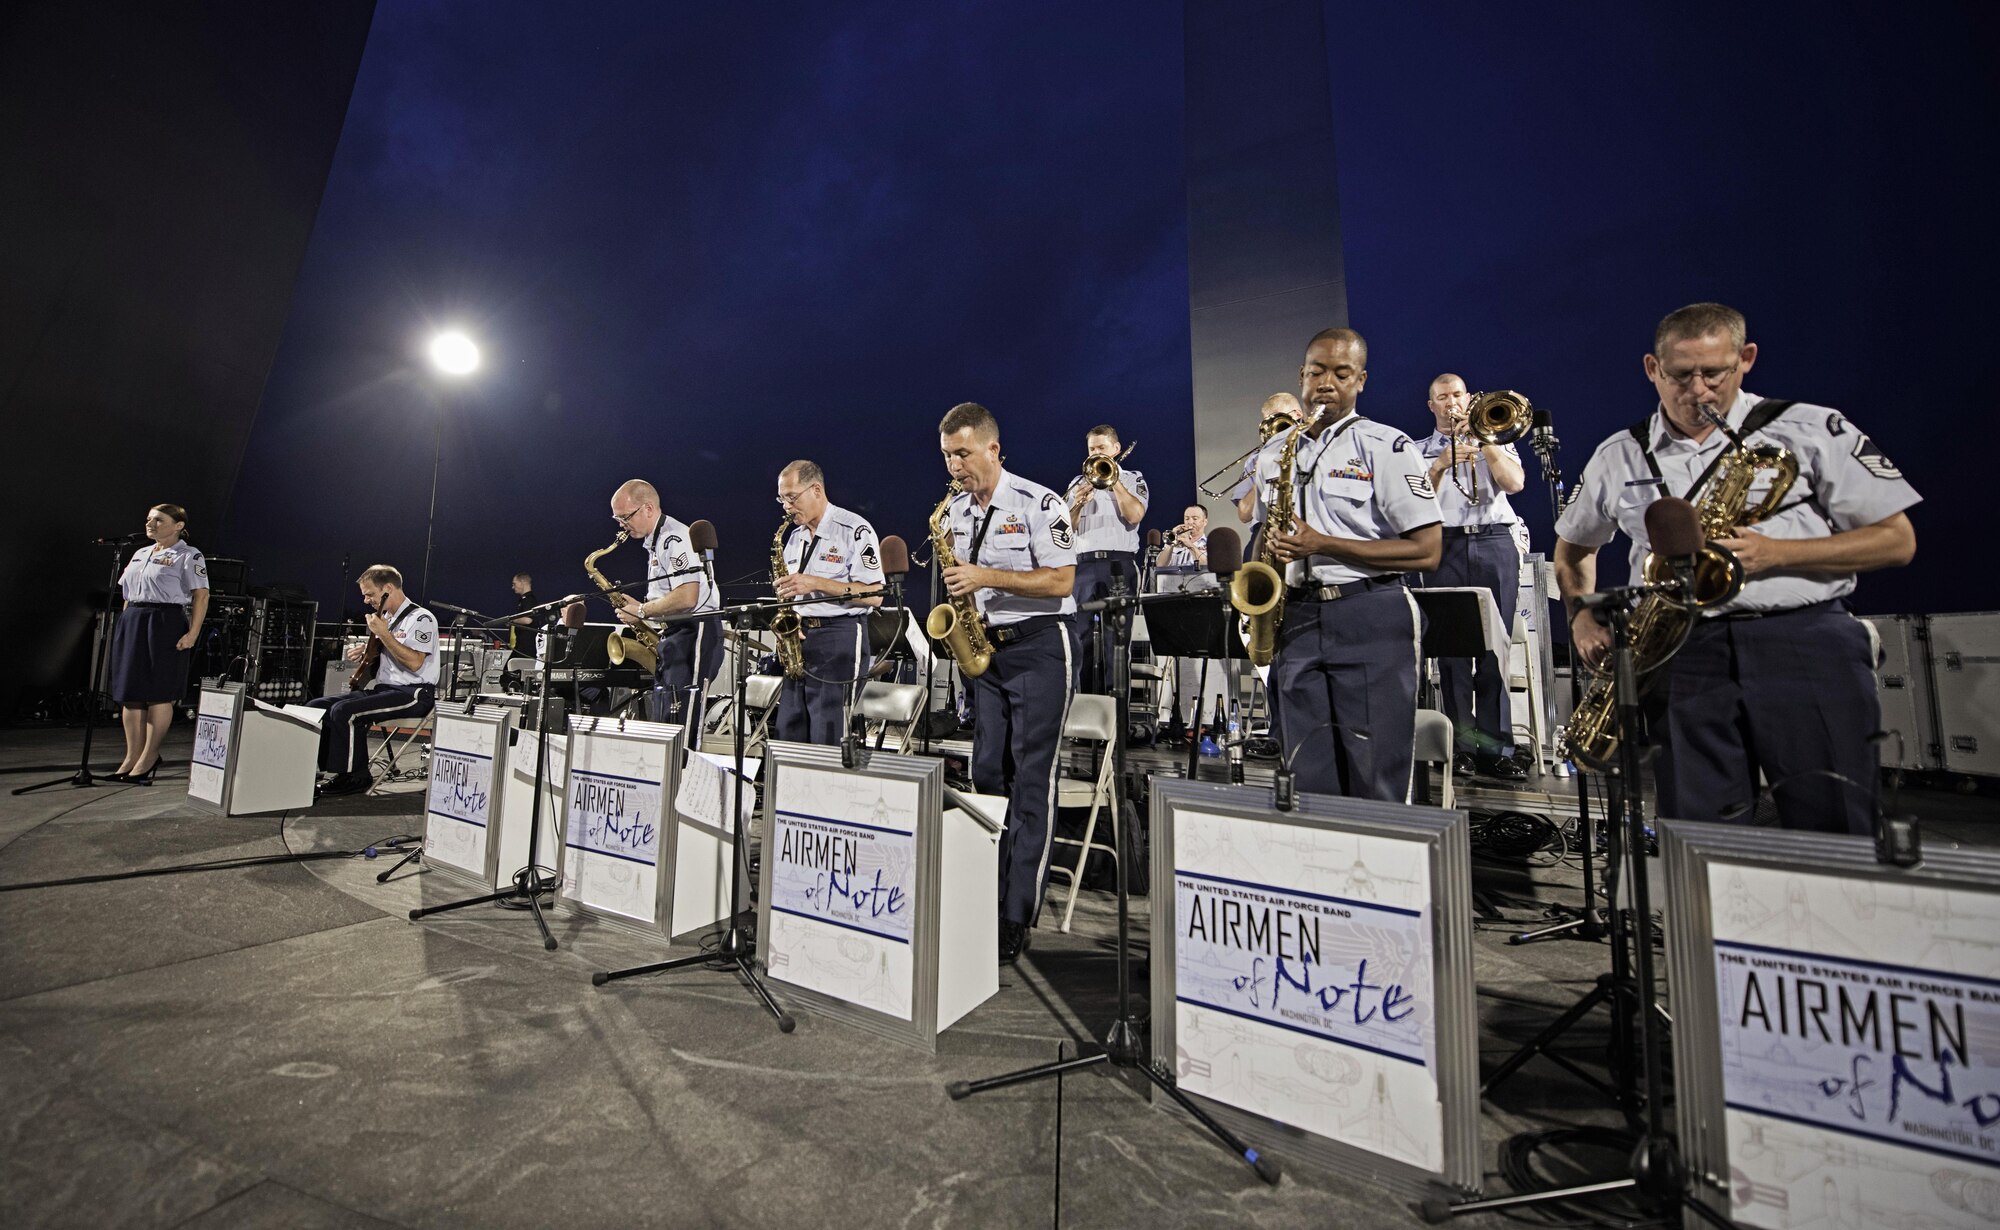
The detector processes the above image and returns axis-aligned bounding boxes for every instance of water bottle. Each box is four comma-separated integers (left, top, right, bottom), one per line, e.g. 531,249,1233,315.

1226,700,1244,783
1197,693,1226,780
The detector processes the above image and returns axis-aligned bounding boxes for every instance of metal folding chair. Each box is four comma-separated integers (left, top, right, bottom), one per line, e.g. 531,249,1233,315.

1049,694,1119,933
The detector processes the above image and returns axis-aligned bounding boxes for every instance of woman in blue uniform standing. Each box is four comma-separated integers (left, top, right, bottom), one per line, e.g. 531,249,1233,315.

108,503,209,783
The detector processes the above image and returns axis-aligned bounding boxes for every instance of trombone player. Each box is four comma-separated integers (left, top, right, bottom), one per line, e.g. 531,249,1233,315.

1418,373,1529,782
1066,424,1148,694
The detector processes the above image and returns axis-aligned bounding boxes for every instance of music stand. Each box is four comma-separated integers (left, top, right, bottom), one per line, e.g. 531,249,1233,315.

1140,591,1245,780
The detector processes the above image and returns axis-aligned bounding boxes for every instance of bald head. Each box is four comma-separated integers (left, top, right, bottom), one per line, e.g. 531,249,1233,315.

1260,392,1302,420
610,479,662,537
1427,373,1470,434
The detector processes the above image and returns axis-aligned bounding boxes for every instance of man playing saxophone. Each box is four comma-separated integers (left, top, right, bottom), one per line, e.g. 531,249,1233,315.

606,479,721,724
938,402,1077,964
1255,328,1442,802
1554,303,1918,835
772,460,883,745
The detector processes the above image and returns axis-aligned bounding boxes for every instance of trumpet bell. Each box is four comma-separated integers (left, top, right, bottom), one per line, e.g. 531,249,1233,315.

1466,390,1533,445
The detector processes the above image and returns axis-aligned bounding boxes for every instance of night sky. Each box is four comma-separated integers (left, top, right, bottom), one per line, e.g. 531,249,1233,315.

222,1,1994,623
223,1,1193,620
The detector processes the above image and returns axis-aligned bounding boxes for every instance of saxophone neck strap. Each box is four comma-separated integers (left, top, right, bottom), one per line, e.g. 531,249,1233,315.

1628,399,1797,500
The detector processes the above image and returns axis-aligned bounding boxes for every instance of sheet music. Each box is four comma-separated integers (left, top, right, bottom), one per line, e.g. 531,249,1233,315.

249,699,326,729
674,751,761,830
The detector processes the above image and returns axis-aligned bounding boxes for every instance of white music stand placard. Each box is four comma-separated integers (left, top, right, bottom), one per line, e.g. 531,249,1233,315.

555,716,697,940
1148,778,1480,1200
421,705,515,888
187,685,319,816
756,742,1000,1050
1660,821,2000,1229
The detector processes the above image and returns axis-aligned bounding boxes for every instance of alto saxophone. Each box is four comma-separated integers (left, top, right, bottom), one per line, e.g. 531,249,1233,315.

769,515,807,680
1558,439,1798,768
584,531,660,675
1230,420,1303,667
924,480,994,678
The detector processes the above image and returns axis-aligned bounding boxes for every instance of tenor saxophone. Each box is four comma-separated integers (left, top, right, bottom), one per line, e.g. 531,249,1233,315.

1230,420,1302,667
924,480,994,678
769,515,807,680
584,531,660,675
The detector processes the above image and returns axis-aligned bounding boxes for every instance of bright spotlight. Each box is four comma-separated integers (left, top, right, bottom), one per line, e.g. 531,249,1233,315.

428,330,481,376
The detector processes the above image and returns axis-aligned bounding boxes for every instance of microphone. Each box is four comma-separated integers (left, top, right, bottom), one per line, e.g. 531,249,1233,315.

1643,496,1741,606
689,519,718,560
1530,408,1558,456
561,600,586,662
1206,527,1243,577
879,534,909,604
879,535,909,578
1146,528,1163,549
1643,496,1704,562
92,532,147,546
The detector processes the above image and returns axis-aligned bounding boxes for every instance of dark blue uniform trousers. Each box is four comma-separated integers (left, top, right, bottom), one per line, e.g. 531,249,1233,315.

1424,526,1519,756
776,618,872,745
1271,585,1425,802
653,617,724,728
308,684,435,775
1655,601,1878,836
968,620,1075,926
1071,554,1137,694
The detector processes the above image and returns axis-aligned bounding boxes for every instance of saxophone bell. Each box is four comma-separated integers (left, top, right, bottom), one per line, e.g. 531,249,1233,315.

585,530,660,676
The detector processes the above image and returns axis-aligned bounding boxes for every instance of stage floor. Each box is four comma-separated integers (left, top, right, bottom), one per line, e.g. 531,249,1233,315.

0,725,1992,1229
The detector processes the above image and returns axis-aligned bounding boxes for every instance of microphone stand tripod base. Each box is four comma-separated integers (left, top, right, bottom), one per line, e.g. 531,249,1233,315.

942,580,1278,1188
589,604,795,1034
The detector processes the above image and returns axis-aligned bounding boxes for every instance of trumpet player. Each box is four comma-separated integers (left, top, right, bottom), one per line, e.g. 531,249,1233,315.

1259,328,1441,802
606,479,721,723
1554,303,1918,835
772,460,883,746
1066,424,1148,694
1418,373,1529,782
1156,503,1210,569
939,402,1077,964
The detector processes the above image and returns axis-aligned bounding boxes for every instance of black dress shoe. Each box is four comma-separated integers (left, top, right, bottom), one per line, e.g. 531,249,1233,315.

315,771,373,797
1451,751,1479,777
999,920,1031,964
103,770,132,783
1477,754,1529,782
127,763,158,786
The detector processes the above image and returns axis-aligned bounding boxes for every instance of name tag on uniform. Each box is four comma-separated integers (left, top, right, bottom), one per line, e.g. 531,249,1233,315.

1624,477,1663,489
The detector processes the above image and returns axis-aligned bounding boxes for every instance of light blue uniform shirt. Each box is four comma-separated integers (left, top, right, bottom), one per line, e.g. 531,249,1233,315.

782,502,886,619
644,514,720,618
1557,390,1922,615
121,542,208,605
372,599,441,687
1417,431,1521,529
1254,415,1441,584
947,470,1079,625
1067,466,1149,553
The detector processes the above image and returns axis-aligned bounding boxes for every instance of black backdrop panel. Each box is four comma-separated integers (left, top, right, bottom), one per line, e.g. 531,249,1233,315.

0,0,376,715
